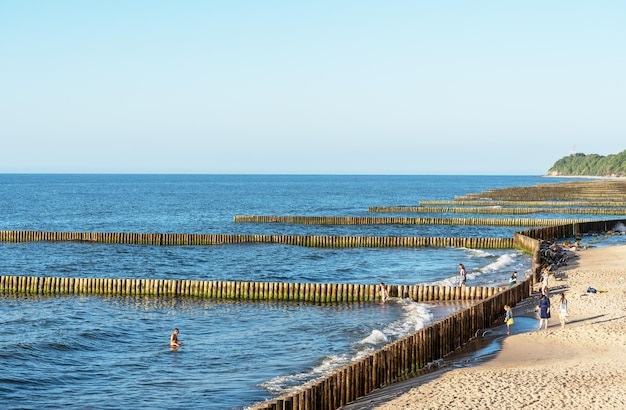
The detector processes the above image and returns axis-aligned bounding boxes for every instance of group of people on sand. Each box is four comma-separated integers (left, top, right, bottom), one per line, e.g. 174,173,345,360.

504,270,569,335
536,271,569,328
537,291,569,331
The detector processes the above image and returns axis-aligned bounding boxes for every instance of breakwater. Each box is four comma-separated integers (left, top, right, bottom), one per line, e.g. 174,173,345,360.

251,277,532,409
418,200,626,207
0,275,504,302
0,230,513,249
233,215,592,227
519,219,626,242
368,206,626,215
249,219,626,409
457,179,626,201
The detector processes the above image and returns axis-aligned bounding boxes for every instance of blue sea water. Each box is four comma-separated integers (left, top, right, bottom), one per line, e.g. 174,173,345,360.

0,174,607,409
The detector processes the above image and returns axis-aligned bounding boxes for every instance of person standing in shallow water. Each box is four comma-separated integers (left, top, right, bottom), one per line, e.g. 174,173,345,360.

379,282,389,304
509,271,517,287
504,305,514,335
170,328,183,349
459,264,467,287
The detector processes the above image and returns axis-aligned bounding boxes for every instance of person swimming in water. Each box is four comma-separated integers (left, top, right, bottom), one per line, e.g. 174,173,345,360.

170,328,183,349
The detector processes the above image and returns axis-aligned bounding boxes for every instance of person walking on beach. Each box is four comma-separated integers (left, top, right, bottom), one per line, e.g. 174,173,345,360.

504,305,514,335
509,271,517,287
558,293,568,328
379,282,389,304
170,328,183,349
537,294,550,331
459,264,467,287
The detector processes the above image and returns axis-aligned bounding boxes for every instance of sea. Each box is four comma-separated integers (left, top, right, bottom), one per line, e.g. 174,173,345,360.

0,174,616,409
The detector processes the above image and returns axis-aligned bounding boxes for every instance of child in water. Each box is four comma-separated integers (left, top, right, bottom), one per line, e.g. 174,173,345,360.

504,305,514,335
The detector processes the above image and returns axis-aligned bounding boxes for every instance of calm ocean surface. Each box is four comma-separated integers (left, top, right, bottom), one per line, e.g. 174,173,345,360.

0,174,600,409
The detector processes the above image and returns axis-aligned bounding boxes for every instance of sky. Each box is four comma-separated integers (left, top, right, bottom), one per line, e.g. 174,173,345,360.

1,1,624,175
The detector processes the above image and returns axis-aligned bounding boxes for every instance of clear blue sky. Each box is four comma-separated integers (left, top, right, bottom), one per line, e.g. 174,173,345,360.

1,1,624,174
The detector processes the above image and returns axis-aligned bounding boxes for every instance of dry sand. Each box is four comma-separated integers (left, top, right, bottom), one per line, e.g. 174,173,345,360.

372,244,626,410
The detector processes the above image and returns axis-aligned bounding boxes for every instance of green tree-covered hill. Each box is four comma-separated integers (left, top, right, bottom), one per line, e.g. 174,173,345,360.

547,150,626,177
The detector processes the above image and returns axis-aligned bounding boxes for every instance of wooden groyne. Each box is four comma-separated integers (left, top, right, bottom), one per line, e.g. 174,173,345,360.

368,206,626,215
458,180,626,202
418,200,626,207
518,219,626,243
0,230,514,249
0,275,504,303
251,218,625,409
233,215,592,227
251,277,532,409
513,218,626,282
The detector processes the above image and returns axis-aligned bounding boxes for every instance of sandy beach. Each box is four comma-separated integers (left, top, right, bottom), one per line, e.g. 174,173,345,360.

369,244,626,409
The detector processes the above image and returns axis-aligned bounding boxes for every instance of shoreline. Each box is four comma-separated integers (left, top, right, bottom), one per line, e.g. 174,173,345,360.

346,244,626,409
542,174,626,180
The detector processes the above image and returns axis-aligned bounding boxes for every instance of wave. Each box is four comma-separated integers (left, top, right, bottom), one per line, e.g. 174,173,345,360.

360,329,388,345
260,298,434,396
464,248,493,258
259,352,352,395
378,299,434,339
431,250,527,287
476,253,517,275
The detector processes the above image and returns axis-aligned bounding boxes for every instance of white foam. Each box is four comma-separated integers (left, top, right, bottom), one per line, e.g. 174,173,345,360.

384,299,434,337
356,299,433,344
465,248,493,258
476,253,516,275
430,250,528,287
261,299,435,396
260,353,352,395
360,329,388,345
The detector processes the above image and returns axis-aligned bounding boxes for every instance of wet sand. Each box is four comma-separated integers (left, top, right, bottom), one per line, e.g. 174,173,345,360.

345,244,626,409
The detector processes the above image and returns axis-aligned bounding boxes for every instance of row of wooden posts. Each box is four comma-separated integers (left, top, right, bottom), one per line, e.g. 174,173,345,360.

250,219,625,409
0,276,527,410
250,219,626,409
0,230,514,249
233,215,592,227
0,275,504,302
3,216,621,409
519,219,626,242
458,180,626,202
418,200,626,207
367,206,626,215
251,276,533,409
